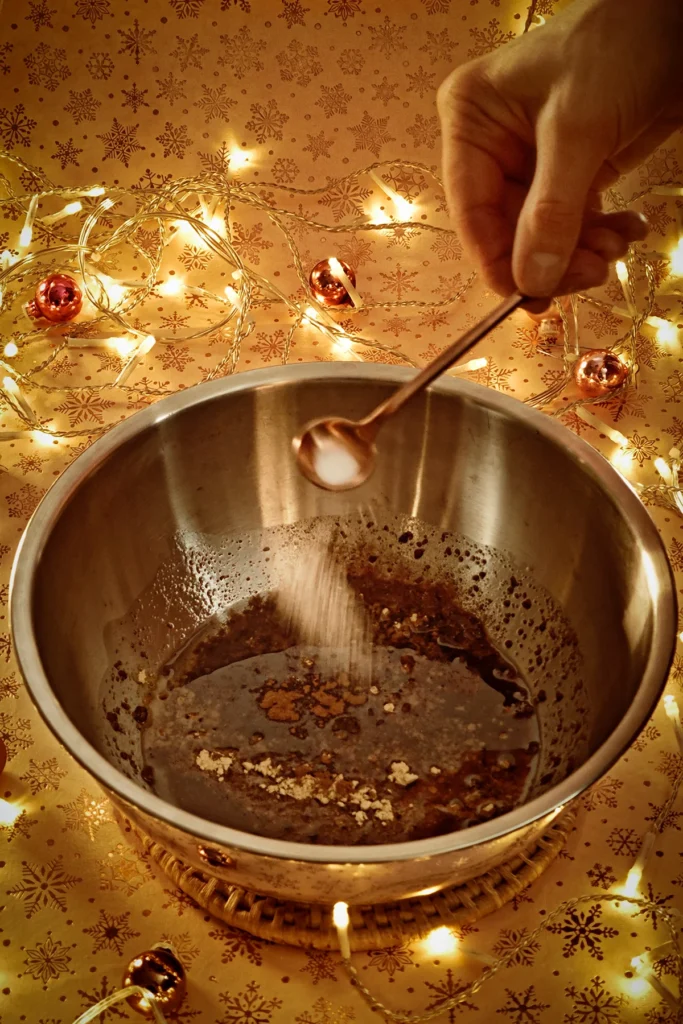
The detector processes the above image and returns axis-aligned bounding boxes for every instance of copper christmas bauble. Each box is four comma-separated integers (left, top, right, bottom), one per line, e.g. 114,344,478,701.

573,349,628,397
123,945,186,1016
0,736,6,776
26,273,82,323
309,258,356,306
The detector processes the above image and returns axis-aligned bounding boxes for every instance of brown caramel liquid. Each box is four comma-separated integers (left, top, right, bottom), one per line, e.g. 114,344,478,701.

141,570,541,846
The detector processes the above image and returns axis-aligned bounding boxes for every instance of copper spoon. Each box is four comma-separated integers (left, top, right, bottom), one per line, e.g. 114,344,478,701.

294,292,525,491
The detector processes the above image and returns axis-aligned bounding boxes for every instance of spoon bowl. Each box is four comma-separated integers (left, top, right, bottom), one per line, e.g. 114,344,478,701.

293,416,377,491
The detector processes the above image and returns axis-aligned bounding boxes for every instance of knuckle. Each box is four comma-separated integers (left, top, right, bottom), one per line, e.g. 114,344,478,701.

437,66,479,117
531,197,580,234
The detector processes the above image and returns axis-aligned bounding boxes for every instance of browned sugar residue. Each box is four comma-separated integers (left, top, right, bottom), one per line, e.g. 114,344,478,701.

142,568,541,846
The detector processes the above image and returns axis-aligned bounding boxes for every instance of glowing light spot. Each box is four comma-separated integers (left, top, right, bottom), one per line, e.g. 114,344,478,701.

108,337,136,358
648,316,678,346
3,342,18,358
333,335,353,353
158,277,183,298
624,976,650,998
332,902,349,930
63,201,82,216
393,195,413,221
105,283,127,306
670,239,683,277
32,430,57,447
0,799,21,826
229,148,251,170
86,186,105,197
423,926,458,957
3,375,19,397
654,457,673,485
369,205,391,225
19,226,32,248
138,335,157,356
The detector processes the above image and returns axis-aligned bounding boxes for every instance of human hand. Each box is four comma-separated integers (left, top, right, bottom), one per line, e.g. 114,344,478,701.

437,0,683,297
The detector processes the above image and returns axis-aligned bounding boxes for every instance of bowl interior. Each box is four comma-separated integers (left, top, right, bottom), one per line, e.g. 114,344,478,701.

15,368,674,849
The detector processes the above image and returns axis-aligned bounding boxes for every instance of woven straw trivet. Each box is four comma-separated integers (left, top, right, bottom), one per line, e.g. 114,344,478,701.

123,808,576,950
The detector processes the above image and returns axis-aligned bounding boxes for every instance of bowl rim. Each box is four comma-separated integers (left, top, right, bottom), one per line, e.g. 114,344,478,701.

10,363,677,865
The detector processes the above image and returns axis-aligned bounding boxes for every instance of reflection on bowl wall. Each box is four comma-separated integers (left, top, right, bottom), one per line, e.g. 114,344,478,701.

10,365,676,904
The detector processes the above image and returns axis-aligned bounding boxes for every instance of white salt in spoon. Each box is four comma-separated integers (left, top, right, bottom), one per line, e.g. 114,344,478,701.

294,292,524,491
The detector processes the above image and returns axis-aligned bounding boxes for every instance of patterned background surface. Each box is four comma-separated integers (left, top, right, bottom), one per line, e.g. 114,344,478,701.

0,0,682,1021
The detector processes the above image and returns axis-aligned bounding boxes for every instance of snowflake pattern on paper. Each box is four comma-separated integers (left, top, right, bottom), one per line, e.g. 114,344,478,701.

218,26,265,78
23,936,74,987
97,118,143,166
64,88,101,124
5,483,46,519
245,99,289,144
424,968,479,1020
0,104,37,149
19,757,67,794
348,111,395,158
194,84,237,123
83,909,141,955
58,788,113,841
23,43,71,90
547,905,618,961
217,980,283,1024
208,926,265,966
276,40,323,87
117,19,156,64
7,858,81,918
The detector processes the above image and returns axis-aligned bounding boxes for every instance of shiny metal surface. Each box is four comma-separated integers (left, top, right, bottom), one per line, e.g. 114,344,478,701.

11,364,676,904
295,293,523,491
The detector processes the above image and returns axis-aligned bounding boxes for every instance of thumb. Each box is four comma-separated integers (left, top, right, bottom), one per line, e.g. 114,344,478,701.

512,106,606,296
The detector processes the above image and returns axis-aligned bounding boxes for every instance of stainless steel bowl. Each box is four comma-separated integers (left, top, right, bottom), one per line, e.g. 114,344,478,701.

11,365,676,904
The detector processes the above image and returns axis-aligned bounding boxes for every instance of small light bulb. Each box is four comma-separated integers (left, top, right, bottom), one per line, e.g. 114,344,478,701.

19,225,32,248
3,375,19,396
229,148,251,170
0,799,21,826
423,926,459,956
304,305,320,321
625,977,650,998
670,239,683,277
655,457,673,485
64,201,82,216
209,215,224,233
623,865,642,897
158,277,183,297
332,902,349,929
333,335,353,353
3,341,18,358
86,186,106,197
32,430,57,446
647,316,678,346
393,195,413,221
369,205,391,225
105,283,127,306
108,337,136,358
138,334,156,356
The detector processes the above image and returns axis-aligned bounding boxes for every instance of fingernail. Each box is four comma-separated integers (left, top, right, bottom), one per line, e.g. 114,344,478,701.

526,252,563,295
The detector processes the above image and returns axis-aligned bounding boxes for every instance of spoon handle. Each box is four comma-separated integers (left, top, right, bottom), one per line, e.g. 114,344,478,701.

360,292,525,433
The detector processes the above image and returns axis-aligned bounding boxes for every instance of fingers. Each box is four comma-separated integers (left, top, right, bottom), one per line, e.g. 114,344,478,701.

512,103,609,296
555,248,610,295
438,68,526,296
